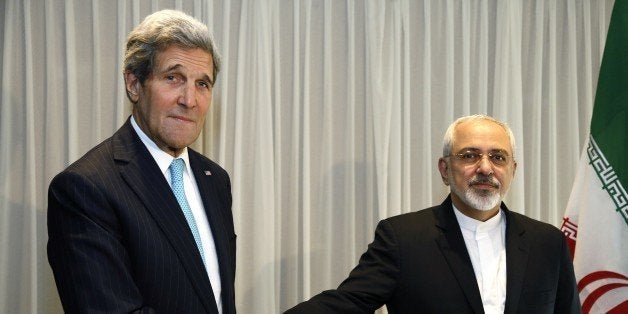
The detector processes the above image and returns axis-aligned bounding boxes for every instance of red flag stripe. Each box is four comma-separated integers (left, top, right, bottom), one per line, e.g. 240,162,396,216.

581,283,628,314
578,270,628,291
608,300,628,314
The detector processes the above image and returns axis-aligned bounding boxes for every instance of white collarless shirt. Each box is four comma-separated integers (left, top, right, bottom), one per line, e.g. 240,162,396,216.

131,116,223,313
453,205,507,314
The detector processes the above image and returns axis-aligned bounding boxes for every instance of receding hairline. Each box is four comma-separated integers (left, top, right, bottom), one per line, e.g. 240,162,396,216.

442,114,516,158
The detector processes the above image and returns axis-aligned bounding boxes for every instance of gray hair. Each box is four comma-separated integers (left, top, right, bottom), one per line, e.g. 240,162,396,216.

123,9,221,89
442,114,516,158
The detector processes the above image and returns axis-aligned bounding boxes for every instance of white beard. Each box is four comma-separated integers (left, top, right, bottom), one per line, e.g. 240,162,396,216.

462,187,501,211
449,174,503,211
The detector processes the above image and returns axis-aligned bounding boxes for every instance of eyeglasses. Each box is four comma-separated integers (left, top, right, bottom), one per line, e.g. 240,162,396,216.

445,151,512,167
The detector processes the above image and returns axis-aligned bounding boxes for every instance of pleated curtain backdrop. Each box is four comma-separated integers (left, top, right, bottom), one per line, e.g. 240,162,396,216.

0,0,614,313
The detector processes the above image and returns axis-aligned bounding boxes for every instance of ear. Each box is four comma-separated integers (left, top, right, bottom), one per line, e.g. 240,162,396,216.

438,157,450,186
123,71,141,103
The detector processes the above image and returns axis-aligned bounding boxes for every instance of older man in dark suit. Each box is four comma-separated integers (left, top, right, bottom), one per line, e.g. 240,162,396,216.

286,115,581,314
47,10,235,313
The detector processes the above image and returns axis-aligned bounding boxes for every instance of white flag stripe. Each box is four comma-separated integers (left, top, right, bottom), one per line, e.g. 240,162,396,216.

594,288,628,313
563,136,628,313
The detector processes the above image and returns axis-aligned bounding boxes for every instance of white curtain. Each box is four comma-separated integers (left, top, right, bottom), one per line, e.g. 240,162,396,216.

0,0,614,313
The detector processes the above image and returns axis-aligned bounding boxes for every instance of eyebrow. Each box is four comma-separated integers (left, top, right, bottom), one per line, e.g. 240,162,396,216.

161,64,214,86
458,147,510,154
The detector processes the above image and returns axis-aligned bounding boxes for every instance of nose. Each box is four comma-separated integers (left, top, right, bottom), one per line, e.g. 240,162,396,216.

476,155,494,175
178,83,196,108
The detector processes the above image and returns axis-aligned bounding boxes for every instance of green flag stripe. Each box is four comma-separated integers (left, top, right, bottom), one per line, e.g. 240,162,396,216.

590,0,628,190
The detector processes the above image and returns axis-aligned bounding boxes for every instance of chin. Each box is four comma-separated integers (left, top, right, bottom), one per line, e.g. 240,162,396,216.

464,191,501,211
167,135,197,148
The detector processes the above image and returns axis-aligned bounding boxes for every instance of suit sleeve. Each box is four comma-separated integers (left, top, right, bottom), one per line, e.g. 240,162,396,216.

47,170,152,313
555,234,582,314
285,219,401,314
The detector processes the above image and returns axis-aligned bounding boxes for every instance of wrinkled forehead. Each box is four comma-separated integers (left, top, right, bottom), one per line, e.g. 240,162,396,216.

154,46,214,77
453,119,513,154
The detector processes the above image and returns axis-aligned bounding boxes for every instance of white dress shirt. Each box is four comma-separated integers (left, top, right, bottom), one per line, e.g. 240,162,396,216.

131,116,223,313
453,205,507,314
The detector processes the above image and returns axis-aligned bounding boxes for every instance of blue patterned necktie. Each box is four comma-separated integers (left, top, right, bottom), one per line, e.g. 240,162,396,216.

170,158,205,265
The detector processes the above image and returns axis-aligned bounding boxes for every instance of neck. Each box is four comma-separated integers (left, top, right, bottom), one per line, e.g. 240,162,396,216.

164,146,184,157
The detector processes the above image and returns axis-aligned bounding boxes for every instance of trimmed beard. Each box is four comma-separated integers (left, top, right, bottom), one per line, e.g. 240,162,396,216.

449,174,502,211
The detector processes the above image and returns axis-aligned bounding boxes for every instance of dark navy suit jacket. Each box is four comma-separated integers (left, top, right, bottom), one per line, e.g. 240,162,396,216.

48,118,236,313
286,196,580,314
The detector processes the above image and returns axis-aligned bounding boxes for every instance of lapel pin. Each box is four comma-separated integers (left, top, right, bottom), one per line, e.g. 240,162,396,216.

204,170,212,176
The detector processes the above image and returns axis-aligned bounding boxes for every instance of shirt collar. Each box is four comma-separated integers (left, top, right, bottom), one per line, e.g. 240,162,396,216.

453,203,504,234
130,115,191,177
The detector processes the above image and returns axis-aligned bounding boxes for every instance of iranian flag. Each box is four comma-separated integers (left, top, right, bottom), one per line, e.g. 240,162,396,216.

561,1,628,313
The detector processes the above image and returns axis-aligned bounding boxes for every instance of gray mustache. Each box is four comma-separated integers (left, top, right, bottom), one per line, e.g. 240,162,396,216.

469,176,500,188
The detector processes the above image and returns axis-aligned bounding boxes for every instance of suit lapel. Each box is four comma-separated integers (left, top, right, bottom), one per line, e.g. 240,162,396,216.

112,120,218,313
189,151,234,313
503,209,529,314
434,197,485,314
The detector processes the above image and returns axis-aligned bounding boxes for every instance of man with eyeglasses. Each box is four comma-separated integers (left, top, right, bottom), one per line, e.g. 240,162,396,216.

286,114,581,314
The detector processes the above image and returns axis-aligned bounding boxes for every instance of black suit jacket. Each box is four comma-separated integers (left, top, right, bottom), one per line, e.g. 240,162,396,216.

286,196,580,314
47,119,236,314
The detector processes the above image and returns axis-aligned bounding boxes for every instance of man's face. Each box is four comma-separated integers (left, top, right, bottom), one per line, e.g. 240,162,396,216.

125,45,215,156
438,119,517,218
